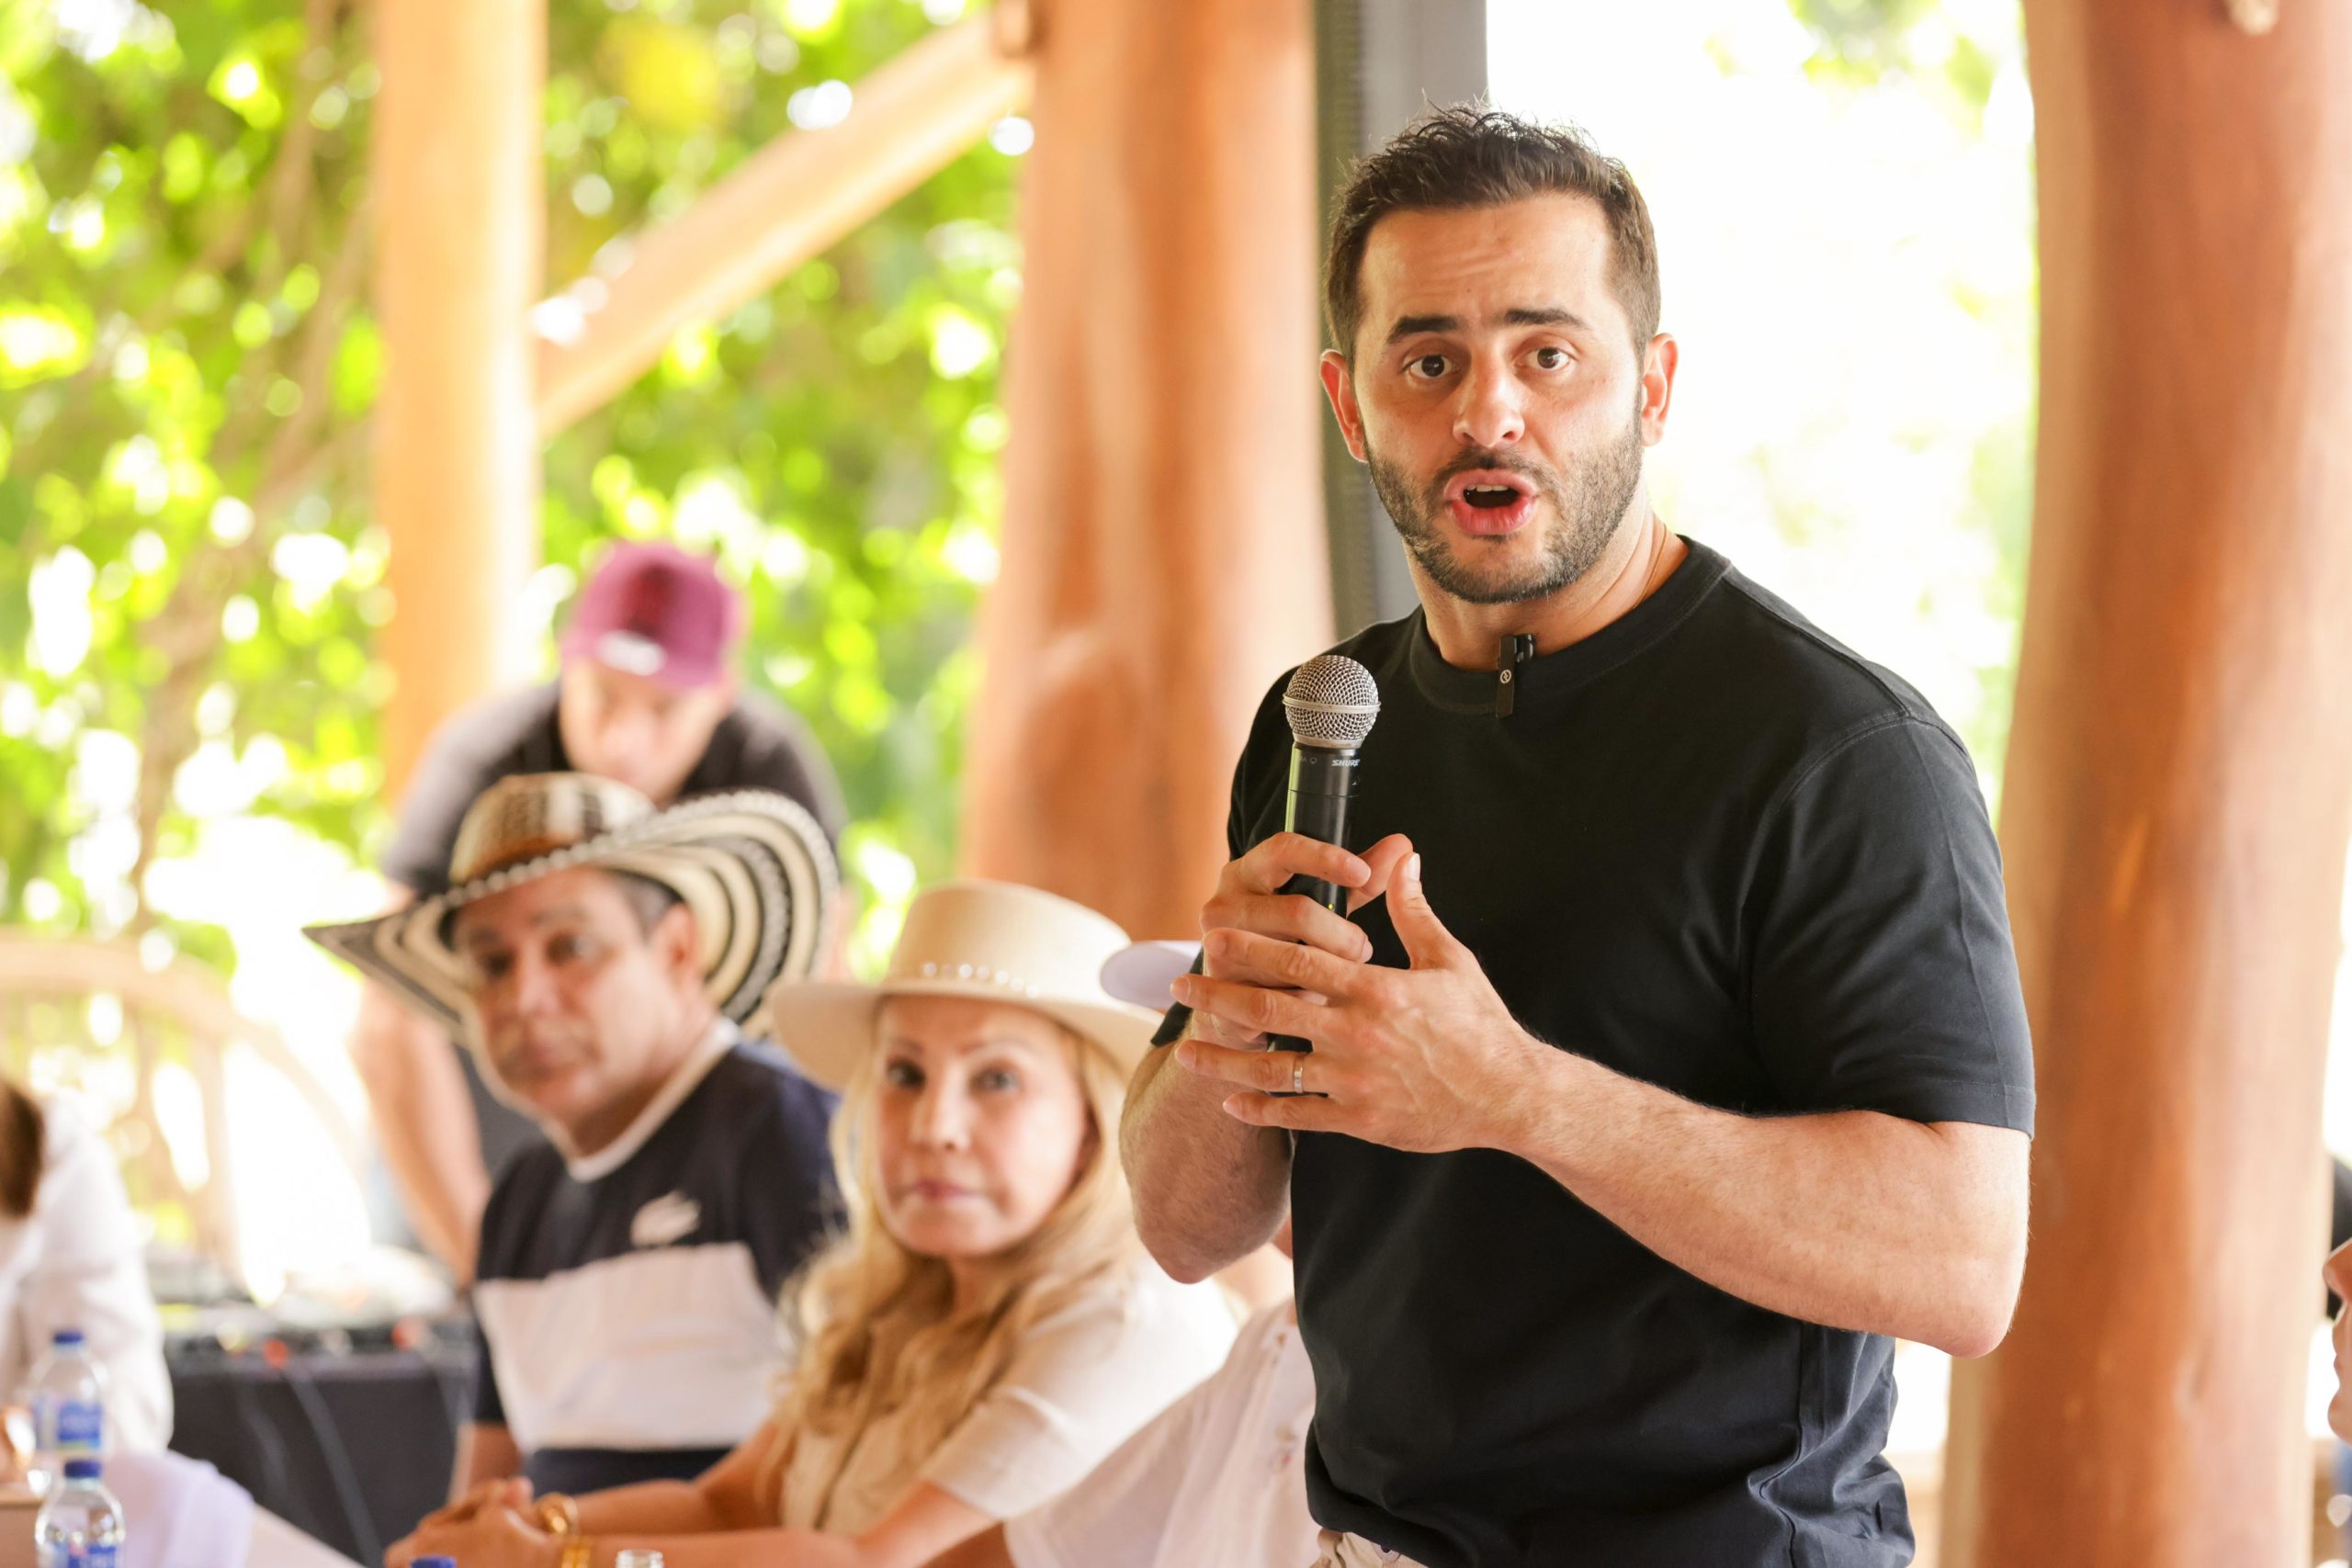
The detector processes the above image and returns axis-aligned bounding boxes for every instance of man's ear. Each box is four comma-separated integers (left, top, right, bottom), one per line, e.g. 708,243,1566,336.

655,901,702,983
1319,350,1371,464
1638,333,1679,446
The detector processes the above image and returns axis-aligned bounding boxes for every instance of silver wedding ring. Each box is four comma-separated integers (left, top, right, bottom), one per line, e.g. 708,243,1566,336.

1292,1055,1306,1095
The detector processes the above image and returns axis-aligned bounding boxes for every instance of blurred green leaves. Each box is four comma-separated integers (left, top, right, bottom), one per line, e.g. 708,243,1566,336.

1,0,1026,976
1784,0,2007,116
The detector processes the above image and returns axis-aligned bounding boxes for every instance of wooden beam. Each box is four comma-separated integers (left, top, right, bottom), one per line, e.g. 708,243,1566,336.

1949,2,2352,1563
373,0,543,799
958,0,1329,937
532,13,1033,436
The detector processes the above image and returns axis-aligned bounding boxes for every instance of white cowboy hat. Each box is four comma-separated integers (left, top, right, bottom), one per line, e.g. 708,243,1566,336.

306,773,836,1038
763,880,1158,1090
1099,940,1201,1011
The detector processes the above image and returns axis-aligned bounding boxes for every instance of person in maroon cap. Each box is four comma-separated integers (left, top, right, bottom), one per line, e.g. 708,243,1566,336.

349,541,847,1279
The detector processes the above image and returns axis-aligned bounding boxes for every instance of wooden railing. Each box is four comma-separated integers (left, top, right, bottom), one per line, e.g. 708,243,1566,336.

0,933,364,1282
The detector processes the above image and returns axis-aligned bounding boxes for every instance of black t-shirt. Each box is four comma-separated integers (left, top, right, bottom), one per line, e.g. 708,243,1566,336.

1215,540,2034,1568
380,682,847,898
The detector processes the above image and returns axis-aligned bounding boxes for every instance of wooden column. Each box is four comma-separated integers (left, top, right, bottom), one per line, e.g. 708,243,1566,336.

961,0,1331,937
373,0,544,800
1951,3,2352,1563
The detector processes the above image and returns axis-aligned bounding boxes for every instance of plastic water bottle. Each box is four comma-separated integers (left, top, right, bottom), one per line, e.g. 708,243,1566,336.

33,1458,124,1567
25,1330,107,1494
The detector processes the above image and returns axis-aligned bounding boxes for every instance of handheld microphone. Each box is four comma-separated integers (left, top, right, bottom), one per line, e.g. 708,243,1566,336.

1269,654,1380,1066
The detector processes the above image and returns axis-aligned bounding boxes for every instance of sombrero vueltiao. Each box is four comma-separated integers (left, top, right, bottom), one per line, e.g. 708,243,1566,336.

306,773,837,1038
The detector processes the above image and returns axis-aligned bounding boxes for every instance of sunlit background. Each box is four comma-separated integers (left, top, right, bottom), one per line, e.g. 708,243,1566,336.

4,0,2350,1483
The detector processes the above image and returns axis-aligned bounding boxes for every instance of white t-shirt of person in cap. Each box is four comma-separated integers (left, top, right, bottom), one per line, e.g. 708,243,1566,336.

1000,1297,1317,1568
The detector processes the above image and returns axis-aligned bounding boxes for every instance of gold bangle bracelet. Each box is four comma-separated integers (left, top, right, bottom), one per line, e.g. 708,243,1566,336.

537,1495,582,1537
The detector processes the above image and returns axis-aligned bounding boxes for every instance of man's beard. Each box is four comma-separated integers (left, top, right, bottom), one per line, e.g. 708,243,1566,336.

1367,410,1645,607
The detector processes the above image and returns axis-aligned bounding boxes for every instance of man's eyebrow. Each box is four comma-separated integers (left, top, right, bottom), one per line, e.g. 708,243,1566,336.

1502,306,1591,332
1385,313,1461,344
1384,307,1594,345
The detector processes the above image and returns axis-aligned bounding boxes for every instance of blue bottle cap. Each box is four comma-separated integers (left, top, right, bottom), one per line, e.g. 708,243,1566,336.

62,1459,101,1482
413,1559,457,1568
51,1328,85,1348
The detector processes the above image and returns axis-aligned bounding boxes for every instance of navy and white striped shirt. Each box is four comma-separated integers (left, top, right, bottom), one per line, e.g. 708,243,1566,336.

472,1025,839,1494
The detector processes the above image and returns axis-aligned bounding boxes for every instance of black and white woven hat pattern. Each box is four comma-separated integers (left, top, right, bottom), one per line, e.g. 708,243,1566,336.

306,773,837,1038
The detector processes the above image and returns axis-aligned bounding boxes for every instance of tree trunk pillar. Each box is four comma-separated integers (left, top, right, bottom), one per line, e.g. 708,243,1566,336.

960,0,1331,937
373,0,544,800
1953,3,2352,1563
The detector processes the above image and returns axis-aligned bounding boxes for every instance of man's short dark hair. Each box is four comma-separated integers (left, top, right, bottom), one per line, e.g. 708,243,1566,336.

609,871,684,937
1324,106,1661,359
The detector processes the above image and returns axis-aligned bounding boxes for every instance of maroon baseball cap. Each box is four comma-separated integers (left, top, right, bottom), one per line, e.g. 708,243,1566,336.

560,541,745,689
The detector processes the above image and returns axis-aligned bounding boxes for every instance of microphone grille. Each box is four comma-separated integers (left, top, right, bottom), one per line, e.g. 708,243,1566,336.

1283,654,1380,749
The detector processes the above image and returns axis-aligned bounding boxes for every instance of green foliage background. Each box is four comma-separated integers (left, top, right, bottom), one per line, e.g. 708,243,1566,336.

0,0,2026,983
0,0,1020,972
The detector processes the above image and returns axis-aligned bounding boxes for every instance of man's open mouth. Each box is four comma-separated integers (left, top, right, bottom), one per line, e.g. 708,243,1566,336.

1442,469,1536,506
1442,470,1539,535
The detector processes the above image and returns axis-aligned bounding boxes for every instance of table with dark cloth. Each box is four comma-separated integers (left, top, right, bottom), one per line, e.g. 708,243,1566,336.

165,1326,473,1565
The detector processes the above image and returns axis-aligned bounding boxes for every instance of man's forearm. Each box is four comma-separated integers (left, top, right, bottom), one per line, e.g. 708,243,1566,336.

1119,1045,1291,1282
1496,1047,2029,1357
349,986,491,1279
449,1422,520,1502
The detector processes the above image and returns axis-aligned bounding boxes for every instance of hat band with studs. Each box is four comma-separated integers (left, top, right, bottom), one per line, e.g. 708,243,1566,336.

909,960,1045,1001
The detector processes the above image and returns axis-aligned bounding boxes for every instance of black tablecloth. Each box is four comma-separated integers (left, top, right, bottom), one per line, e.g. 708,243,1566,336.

167,1331,474,1564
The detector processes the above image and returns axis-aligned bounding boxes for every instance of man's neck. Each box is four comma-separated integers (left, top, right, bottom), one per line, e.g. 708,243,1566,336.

1417,502,1687,671
561,1006,721,1159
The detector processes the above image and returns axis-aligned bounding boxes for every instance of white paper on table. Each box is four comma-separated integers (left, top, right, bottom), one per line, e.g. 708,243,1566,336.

244,1508,363,1568
101,1451,254,1567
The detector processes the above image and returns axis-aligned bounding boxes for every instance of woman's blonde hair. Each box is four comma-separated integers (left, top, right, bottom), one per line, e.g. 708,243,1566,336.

763,1000,1139,1511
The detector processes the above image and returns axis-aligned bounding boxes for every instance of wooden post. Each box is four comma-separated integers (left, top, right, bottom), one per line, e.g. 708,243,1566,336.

1951,2,2352,1563
373,0,544,801
960,0,1331,937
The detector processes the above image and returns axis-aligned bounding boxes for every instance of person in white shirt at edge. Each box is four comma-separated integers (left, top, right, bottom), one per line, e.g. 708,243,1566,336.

388,880,1237,1568
0,1078,172,1461
306,771,843,1500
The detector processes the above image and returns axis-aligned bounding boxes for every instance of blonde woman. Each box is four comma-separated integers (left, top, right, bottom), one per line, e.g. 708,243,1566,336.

390,882,1237,1568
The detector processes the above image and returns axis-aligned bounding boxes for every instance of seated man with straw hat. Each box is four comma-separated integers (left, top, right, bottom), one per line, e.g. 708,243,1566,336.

359,541,848,1284
308,772,842,1500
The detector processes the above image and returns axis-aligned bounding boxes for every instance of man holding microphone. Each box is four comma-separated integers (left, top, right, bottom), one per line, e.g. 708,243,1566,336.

1122,107,2034,1567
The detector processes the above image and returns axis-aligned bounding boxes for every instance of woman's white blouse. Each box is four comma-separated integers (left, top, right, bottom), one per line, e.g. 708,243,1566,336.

0,1100,172,1449
778,1260,1236,1534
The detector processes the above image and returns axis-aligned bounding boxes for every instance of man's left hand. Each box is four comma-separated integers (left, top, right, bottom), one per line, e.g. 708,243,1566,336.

1172,845,1553,1152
